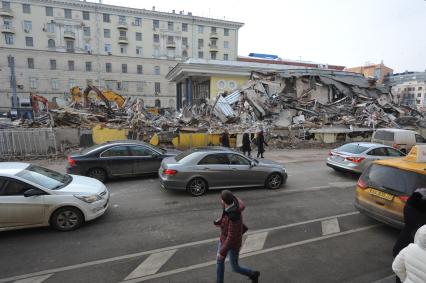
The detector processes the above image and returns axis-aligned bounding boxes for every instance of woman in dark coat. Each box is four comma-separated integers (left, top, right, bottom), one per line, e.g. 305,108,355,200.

242,132,251,157
392,188,426,283
256,131,267,158
220,130,230,148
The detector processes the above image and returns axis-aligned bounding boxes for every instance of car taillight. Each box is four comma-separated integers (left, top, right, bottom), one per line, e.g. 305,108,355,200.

398,195,409,202
346,157,365,163
163,169,177,175
357,179,368,189
67,156,76,167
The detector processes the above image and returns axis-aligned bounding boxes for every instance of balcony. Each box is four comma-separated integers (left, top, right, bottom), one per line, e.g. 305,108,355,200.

118,36,128,44
66,48,75,53
209,44,219,52
1,25,15,33
166,41,176,49
209,32,218,39
117,21,128,30
0,8,13,17
64,31,75,39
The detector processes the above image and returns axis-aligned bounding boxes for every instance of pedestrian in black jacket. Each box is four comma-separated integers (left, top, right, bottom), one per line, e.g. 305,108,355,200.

256,131,267,158
220,130,230,148
242,132,251,157
392,188,426,283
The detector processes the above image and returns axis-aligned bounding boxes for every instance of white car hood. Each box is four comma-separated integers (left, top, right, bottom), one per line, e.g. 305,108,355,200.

57,175,105,195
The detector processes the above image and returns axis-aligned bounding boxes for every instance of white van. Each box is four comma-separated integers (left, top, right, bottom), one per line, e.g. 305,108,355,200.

371,128,425,154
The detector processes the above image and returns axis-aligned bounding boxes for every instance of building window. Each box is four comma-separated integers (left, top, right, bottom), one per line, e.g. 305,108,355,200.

51,79,59,90
120,46,127,54
182,37,188,47
122,81,129,91
24,21,32,32
182,23,188,32
154,66,160,75
198,25,204,33
68,79,76,89
154,47,160,57
182,50,188,58
83,27,90,36
29,77,38,89
198,51,203,59
211,52,217,60
104,29,111,38
134,17,142,26
210,39,217,47
418,93,422,98
211,27,217,33
119,30,127,37
106,63,112,73
136,46,143,55
137,65,143,74
103,13,110,23
48,39,55,48
168,21,174,31
45,6,53,16
66,40,74,52
4,33,14,45
153,34,159,43
85,62,92,72
136,32,142,41
25,36,33,47
224,28,229,36
224,41,229,49
105,80,113,89
153,19,159,29
104,44,112,53
64,9,72,19
155,82,161,94
82,11,90,20
198,38,204,48
68,60,75,71
136,82,143,92
117,81,122,90
122,64,127,73
50,59,56,70
419,87,423,90
118,15,126,25
223,54,229,61
167,36,174,44
27,58,34,69
84,43,91,52
46,23,55,33
22,4,31,14
2,1,10,9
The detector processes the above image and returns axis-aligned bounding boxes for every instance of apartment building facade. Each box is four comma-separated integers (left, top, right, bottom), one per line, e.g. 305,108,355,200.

0,0,243,108
346,63,393,84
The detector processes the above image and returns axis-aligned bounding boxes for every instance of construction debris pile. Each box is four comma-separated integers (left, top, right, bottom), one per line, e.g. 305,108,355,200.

4,70,425,147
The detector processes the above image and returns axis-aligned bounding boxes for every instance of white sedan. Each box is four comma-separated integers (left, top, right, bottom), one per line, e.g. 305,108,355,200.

0,162,110,232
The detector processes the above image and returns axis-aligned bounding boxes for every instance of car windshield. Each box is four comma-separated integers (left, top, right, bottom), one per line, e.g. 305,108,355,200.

362,164,426,195
337,144,369,154
16,165,71,190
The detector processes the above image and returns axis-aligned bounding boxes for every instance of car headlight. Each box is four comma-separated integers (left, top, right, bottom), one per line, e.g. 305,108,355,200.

74,194,102,203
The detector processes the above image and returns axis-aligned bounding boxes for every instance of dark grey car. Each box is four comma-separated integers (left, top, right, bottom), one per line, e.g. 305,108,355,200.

159,147,287,196
67,140,179,182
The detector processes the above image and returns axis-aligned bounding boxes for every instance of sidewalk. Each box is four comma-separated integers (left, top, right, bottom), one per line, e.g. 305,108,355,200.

263,148,328,164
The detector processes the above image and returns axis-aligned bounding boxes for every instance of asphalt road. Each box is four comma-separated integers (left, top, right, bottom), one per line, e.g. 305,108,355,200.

0,152,399,283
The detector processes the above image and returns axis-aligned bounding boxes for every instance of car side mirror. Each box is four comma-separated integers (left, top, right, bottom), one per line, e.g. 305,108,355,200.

24,189,45,197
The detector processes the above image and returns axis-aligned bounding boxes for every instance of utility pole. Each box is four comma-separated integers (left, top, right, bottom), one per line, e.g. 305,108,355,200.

8,55,17,113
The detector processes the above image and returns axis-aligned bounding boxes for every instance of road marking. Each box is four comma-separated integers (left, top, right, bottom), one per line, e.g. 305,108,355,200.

321,218,340,235
124,250,177,280
121,224,381,283
0,211,359,283
13,274,53,283
240,232,268,254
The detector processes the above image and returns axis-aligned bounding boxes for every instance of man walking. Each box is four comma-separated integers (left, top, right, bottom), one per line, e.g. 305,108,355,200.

214,190,260,283
256,130,267,159
220,129,230,148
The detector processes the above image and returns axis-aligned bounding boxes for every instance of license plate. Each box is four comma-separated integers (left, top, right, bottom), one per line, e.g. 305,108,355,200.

365,188,394,201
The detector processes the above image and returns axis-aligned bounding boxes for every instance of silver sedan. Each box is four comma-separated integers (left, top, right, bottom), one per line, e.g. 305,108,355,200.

326,142,405,174
159,147,287,196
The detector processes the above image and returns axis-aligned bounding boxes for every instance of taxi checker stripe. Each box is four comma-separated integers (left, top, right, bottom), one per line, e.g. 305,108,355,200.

0,211,359,283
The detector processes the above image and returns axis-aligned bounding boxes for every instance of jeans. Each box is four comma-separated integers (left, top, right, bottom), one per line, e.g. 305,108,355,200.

216,241,253,283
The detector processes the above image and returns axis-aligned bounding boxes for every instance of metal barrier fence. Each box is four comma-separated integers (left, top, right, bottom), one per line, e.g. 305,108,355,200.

0,128,57,160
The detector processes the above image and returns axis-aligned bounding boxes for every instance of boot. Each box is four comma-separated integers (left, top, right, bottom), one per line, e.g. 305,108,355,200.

250,271,260,283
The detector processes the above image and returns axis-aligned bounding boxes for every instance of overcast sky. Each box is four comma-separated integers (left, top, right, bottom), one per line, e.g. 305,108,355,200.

102,0,425,73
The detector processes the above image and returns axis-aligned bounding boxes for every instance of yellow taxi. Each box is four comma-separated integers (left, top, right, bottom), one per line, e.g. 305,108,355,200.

354,145,426,229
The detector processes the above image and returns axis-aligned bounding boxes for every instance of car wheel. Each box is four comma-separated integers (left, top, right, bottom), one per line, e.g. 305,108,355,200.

87,168,107,182
187,178,208,196
265,173,283,190
50,207,84,231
